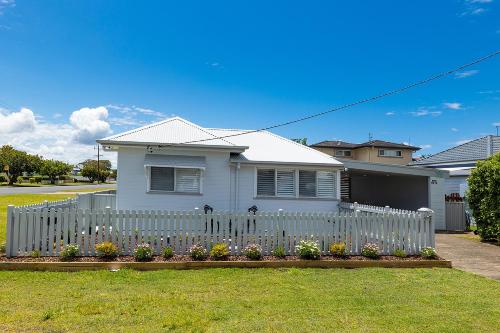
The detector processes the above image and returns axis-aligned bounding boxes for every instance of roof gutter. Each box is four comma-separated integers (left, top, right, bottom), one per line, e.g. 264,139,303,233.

96,140,248,153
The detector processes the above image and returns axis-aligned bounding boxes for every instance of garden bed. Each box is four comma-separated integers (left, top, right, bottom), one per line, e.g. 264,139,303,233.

0,255,451,271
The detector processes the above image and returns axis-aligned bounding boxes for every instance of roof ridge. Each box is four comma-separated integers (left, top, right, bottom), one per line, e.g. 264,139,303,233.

101,117,181,141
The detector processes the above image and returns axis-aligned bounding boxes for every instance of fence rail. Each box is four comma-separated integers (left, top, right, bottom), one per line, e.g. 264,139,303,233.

76,191,116,210
339,202,417,215
5,208,434,257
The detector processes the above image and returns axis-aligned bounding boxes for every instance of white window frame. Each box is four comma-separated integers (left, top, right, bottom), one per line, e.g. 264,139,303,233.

378,149,402,158
146,166,203,194
335,150,352,157
255,167,337,199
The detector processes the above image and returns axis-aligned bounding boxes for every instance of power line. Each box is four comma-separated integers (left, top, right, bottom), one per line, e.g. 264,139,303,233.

174,50,500,145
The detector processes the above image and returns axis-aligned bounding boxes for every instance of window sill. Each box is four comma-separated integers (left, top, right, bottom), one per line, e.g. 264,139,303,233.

147,190,202,196
377,155,403,158
254,196,338,201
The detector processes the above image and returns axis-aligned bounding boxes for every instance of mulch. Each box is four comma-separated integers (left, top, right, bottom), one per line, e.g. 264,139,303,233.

0,254,439,263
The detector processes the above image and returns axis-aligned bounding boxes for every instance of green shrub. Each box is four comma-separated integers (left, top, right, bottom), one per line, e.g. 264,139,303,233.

17,176,24,183
420,247,437,259
296,240,321,260
272,246,286,258
329,242,347,257
0,242,5,254
361,243,380,259
467,152,500,242
189,244,207,261
30,249,41,258
243,243,262,260
210,243,230,260
33,176,42,183
394,249,407,258
60,244,79,261
95,241,119,259
134,244,154,261
162,246,174,259
0,175,6,183
29,177,36,184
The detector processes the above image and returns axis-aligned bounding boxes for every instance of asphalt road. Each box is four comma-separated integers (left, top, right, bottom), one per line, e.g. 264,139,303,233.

0,183,116,195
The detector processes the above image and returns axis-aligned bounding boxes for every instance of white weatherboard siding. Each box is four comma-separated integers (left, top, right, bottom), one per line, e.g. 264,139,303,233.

428,176,445,230
117,147,232,211
234,165,339,213
444,176,468,196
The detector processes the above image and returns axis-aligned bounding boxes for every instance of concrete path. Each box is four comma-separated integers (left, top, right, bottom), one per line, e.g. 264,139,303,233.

0,183,115,195
436,233,500,280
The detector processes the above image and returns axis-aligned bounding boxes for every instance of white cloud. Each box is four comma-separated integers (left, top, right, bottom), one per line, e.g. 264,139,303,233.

69,106,112,144
0,0,15,14
410,108,442,117
468,0,492,3
443,102,462,110
493,122,500,126
454,70,479,79
451,127,459,132
0,107,36,133
419,144,432,150
385,112,395,116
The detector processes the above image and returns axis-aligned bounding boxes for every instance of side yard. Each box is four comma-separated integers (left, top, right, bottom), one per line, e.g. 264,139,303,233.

0,268,499,332
0,194,77,245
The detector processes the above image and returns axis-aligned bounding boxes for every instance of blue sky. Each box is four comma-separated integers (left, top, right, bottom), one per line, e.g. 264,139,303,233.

0,0,499,164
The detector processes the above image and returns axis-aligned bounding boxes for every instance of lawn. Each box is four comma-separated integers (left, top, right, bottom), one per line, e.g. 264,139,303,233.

0,194,77,245
0,268,499,332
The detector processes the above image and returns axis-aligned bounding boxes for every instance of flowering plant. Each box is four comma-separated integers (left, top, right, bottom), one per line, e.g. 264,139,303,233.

420,247,437,259
134,243,154,261
60,244,79,261
189,244,208,261
243,243,262,260
210,243,230,260
361,243,380,258
296,240,321,260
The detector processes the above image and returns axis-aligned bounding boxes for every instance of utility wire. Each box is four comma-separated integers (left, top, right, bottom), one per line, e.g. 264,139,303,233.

175,50,500,145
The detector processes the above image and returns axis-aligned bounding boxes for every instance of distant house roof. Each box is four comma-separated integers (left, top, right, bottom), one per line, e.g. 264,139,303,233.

98,117,343,167
410,135,500,166
310,139,420,150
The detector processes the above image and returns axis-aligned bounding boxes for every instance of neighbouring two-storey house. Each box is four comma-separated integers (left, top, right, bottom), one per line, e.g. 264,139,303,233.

310,140,420,165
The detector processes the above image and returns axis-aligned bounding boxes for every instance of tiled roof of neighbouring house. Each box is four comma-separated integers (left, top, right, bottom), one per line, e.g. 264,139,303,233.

310,139,420,150
409,135,500,166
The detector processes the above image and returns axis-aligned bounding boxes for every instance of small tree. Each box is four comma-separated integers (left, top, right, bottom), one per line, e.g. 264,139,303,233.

81,159,111,183
467,152,500,242
40,159,72,184
0,145,42,185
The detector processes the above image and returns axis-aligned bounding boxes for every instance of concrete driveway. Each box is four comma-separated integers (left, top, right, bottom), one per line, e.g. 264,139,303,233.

436,233,500,280
0,183,116,195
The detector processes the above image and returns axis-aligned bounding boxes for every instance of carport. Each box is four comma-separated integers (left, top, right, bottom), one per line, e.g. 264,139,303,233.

339,160,448,230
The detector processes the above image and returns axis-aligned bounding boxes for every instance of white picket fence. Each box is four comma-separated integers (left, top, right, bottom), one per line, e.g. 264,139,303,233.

339,202,417,215
12,197,78,210
5,208,434,257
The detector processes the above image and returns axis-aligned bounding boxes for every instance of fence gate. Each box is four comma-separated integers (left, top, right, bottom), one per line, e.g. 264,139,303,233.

445,202,466,231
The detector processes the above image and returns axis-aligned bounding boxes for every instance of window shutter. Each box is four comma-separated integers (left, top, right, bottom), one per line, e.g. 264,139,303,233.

175,168,201,193
317,171,335,198
299,170,316,197
150,167,174,191
257,169,275,196
277,170,295,197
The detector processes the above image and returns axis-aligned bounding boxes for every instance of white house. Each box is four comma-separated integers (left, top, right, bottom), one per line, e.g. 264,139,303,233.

97,117,344,213
410,135,500,196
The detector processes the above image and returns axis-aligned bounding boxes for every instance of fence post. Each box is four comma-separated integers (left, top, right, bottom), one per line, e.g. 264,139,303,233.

44,200,49,208
5,205,15,257
418,207,435,248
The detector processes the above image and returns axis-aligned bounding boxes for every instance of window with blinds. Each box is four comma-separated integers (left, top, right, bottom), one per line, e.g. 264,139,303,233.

257,168,336,199
150,167,174,191
175,168,201,193
299,170,316,197
257,169,275,196
149,167,201,193
277,170,295,197
317,171,335,198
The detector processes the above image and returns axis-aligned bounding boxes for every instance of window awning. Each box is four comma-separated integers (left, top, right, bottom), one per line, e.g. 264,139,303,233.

144,154,206,169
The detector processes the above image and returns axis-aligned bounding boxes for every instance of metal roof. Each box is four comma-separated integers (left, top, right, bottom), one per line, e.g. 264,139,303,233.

410,135,500,166
98,117,343,167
